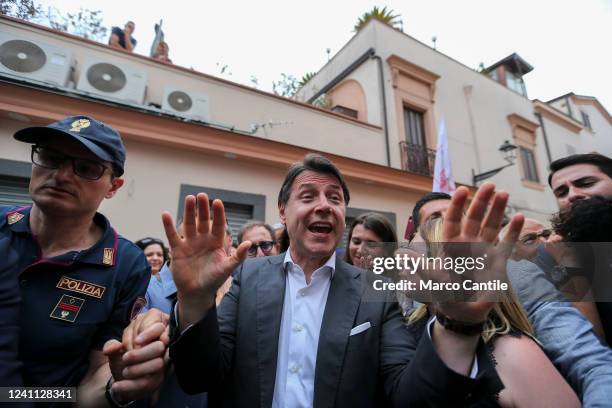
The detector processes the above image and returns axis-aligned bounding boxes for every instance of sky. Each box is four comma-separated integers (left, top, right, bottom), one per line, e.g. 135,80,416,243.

37,0,612,110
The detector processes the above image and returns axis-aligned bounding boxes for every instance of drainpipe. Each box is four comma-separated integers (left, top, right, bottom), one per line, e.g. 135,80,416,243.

534,112,553,165
307,48,391,166
371,54,391,167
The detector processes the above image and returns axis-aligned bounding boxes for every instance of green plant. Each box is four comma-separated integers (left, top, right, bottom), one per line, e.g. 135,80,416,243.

354,6,402,32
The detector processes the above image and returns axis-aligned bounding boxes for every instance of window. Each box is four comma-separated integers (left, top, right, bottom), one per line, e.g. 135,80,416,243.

403,107,426,146
507,113,541,190
178,184,266,244
505,71,527,97
519,147,539,183
580,111,592,130
0,158,32,207
488,69,498,82
223,202,256,241
331,105,358,119
0,176,31,206
402,107,433,175
388,55,439,175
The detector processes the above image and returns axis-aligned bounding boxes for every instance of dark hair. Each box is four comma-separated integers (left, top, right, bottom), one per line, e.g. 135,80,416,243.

134,237,169,263
278,226,290,253
551,196,612,242
237,221,275,244
548,153,612,187
277,153,350,207
412,192,451,230
344,212,397,264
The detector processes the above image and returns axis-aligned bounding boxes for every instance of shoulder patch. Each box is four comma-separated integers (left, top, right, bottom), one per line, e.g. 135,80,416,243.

130,296,147,320
103,248,114,265
7,212,24,225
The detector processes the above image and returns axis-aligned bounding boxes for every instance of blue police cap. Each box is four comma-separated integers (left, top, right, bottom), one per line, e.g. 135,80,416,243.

14,115,126,176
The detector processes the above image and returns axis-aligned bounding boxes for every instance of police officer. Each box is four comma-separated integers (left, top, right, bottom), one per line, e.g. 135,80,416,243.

0,234,22,386
0,116,165,406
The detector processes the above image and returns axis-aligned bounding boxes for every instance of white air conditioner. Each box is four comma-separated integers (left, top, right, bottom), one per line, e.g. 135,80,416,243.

162,87,210,122
76,57,147,105
0,31,72,86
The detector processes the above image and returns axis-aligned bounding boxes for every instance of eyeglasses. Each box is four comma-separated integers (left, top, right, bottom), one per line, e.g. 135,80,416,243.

520,229,552,246
31,145,111,181
247,241,274,257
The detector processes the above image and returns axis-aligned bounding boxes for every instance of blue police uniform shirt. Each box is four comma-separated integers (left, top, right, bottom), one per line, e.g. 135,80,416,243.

0,228,23,386
0,205,150,388
142,263,176,314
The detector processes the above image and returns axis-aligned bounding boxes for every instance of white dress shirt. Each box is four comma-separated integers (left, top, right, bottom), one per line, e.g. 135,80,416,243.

272,250,336,408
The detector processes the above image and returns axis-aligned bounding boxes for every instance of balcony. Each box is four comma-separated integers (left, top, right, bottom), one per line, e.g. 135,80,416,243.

399,141,436,176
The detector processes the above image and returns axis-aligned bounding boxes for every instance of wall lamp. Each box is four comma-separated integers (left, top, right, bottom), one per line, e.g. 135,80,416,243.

472,140,517,185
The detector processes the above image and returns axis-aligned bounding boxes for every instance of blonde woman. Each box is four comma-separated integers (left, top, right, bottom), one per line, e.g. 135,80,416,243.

408,218,580,408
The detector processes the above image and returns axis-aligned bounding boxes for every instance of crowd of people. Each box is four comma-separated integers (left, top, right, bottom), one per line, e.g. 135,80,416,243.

1,114,611,407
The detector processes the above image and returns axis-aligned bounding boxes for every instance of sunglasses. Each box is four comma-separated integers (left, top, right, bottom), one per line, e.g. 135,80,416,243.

247,241,274,256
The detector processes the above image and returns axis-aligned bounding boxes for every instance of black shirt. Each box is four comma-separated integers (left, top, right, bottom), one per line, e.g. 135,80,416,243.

110,26,137,49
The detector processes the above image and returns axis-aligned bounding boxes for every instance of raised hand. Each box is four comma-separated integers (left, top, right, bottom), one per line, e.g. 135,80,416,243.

162,193,251,327
436,182,524,323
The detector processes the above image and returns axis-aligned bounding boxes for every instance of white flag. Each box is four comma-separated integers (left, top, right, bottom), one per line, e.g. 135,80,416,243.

432,119,456,194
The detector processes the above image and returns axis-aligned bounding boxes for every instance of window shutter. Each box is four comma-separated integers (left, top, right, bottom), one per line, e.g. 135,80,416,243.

223,202,254,243
0,177,31,207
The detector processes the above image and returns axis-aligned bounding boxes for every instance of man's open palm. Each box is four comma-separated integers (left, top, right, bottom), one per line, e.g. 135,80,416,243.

162,194,250,307
437,182,524,322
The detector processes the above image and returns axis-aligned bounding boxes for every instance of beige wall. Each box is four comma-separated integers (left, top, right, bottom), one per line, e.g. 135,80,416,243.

99,140,288,241
541,116,582,160
0,118,32,162
574,103,612,156
541,100,612,159
328,80,367,122
549,97,582,122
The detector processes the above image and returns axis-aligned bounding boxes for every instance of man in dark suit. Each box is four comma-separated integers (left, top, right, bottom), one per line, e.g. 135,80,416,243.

134,153,524,406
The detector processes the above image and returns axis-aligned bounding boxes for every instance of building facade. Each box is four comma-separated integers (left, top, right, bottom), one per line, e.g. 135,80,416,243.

1,16,431,243
1,16,610,244
296,20,612,220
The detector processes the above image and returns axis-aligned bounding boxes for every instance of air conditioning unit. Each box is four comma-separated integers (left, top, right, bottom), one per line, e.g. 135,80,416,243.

76,57,147,105
162,87,210,122
0,32,72,86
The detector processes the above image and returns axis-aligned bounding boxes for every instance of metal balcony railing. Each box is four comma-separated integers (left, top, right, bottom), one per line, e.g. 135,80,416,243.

399,141,436,176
